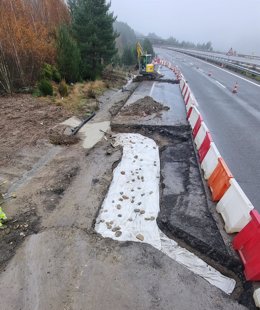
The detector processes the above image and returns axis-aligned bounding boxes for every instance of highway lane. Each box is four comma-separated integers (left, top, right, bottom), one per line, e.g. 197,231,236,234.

156,47,260,210
167,47,260,67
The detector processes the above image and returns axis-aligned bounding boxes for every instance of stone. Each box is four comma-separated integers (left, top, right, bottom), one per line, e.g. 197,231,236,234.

140,210,145,215
134,209,140,213
115,231,122,238
116,204,122,210
136,234,144,241
112,226,121,232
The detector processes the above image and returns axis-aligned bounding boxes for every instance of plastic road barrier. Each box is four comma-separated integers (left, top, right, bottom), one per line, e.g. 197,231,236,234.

233,210,260,281
208,158,233,202
193,115,203,138
194,122,210,150
198,132,212,163
184,88,190,103
188,106,201,129
216,179,254,233
181,80,186,93
201,143,221,180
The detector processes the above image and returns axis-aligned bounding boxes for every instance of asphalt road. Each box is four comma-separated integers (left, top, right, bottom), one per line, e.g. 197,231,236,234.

168,48,260,67
156,47,260,210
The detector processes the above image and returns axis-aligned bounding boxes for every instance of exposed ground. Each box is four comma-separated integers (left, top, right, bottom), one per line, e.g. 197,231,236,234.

0,94,71,167
0,75,253,309
120,96,170,117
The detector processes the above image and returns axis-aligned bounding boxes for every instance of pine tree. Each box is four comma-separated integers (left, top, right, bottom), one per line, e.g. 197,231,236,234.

69,0,118,80
142,38,155,57
57,25,81,83
121,45,137,66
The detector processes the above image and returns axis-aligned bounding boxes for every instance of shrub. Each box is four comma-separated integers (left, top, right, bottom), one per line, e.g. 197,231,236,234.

40,63,53,80
52,67,62,83
58,79,68,97
38,79,53,96
32,88,42,97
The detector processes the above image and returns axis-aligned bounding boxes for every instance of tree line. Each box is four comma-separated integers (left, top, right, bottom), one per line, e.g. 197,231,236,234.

114,21,155,67
0,0,117,94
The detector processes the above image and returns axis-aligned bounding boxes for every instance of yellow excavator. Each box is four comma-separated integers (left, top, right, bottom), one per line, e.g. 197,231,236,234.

135,42,162,81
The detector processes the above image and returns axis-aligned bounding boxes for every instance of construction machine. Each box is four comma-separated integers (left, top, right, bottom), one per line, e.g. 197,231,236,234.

135,42,162,81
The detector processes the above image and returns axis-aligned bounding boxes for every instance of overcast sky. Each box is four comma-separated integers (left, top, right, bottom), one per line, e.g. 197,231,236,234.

109,0,260,55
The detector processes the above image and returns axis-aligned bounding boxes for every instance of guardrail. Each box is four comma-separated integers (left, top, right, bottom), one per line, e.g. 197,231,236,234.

168,48,260,79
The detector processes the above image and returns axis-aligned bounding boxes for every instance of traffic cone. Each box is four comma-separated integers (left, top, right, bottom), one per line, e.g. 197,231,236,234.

208,71,212,77
232,82,238,94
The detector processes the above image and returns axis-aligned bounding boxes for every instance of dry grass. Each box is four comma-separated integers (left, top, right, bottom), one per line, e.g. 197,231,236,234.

53,80,108,116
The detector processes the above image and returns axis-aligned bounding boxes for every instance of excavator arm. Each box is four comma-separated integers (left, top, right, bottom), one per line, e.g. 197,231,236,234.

136,42,144,60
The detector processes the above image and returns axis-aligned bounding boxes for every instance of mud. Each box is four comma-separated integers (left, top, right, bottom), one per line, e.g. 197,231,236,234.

0,209,40,272
120,96,170,117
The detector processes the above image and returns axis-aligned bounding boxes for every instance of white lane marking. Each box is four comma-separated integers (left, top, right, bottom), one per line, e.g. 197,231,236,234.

149,82,156,97
95,133,236,295
182,53,260,88
215,81,226,88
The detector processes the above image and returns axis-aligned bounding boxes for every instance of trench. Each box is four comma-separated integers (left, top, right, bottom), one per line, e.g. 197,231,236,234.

111,123,255,309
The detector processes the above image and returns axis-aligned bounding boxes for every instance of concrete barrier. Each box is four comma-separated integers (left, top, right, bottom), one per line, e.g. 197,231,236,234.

201,143,221,180
216,179,254,233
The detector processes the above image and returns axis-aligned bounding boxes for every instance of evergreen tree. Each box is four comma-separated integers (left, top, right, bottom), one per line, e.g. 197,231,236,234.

70,0,118,80
142,38,155,57
121,46,135,66
57,25,81,83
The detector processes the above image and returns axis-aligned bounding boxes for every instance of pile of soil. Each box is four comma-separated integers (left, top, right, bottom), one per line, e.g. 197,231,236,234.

0,94,72,166
48,125,80,146
120,96,169,117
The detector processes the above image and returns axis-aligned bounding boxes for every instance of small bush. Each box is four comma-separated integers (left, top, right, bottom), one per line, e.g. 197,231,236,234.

52,67,62,83
32,88,42,97
38,79,53,96
40,63,53,80
58,79,68,97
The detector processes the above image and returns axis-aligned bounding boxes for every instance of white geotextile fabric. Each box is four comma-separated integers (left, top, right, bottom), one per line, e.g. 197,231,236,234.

95,133,236,295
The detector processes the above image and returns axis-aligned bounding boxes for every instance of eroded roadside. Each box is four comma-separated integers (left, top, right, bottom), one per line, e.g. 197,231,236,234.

0,78,252,309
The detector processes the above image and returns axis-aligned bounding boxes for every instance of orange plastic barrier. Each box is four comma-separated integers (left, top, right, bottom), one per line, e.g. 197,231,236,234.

208,158,233,202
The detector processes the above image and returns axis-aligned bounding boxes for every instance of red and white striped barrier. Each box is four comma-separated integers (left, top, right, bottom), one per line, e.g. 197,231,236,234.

188,106,200,129
201,143,221,180
194,122,210,150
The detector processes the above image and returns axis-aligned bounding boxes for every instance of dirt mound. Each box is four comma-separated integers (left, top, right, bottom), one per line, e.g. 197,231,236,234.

48,125,80,146
120,96,169,117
